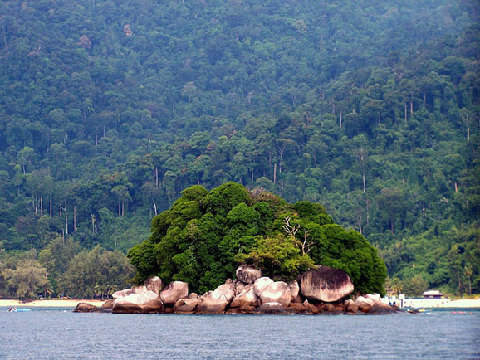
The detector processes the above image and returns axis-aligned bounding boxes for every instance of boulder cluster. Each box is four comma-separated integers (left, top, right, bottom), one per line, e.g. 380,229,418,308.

74,265,397,315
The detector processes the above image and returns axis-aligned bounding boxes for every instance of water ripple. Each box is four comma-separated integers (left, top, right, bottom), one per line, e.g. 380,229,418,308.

0,309,479,359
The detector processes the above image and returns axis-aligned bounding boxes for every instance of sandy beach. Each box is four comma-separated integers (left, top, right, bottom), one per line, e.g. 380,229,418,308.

437,298,480,308
0,299,105,308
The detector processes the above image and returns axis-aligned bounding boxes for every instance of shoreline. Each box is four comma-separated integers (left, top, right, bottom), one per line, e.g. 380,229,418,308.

401,298,480,309
1,298,479,310
0,299,105,308
437,299,480,309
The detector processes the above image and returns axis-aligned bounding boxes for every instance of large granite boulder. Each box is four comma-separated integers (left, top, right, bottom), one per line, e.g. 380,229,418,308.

101,299,114,311
174,298,201,314
365,293,381,302
353,294,397,314
132,285,148,294
236,265,262,285
256,279,291,307
289,280,302,303
112,290,163,314
253,277,274,297
230,284,258,309
73,303,99,313
198,280,235,313
286,302,319,314
112,288,133,299
354,296,375,306
160,281,189,305
144,276,163,295
345,300,359,314
299,266,354,303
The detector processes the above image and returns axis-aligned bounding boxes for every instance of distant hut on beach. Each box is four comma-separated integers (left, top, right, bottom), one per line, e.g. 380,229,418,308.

423,290,443,299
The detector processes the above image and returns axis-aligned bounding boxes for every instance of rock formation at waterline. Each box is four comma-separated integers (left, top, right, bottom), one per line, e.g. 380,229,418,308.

77,265,397,315
230,284,258,310
255,279,291,307
299,266,354,303
174,298,201,314
160,281,189,305
197,280,235,313
112,289,164,314
73,303,100,313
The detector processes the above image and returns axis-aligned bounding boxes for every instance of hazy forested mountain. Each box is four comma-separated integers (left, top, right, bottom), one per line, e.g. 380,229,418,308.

0,0,479,297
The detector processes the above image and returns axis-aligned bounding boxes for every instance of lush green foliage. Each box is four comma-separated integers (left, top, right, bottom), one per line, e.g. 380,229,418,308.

0,240,133,299
128,183,387,294
61,245,135,298
0,0,478,295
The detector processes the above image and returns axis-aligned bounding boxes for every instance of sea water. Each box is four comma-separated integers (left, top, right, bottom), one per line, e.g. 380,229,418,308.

0,309,479,359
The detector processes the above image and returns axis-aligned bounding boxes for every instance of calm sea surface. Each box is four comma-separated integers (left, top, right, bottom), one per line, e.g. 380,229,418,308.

0,308,479,359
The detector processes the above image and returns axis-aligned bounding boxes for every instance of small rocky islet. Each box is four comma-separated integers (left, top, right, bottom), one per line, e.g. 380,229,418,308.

74,265,397,315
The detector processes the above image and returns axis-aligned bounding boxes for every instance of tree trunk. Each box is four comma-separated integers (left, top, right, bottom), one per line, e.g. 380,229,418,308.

273,163,277,184
366,197,369,225
73,206,77,232
339,111,342,128
155,167,159,188
404,103,407,124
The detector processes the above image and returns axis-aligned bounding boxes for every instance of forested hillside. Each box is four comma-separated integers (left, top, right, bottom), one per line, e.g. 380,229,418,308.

0,0,479,297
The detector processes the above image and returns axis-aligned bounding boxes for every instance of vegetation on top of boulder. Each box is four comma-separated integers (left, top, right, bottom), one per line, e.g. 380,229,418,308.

128,183,387,295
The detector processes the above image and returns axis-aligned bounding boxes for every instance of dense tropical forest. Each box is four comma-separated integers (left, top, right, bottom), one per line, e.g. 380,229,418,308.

0,0,479,298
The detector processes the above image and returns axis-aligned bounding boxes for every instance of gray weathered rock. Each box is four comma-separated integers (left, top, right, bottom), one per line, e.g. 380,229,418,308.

257,280,291,307
73,303,99,313
174,298,201,314
253,277,274,297
101,299,114,311
144,276,163,295
198,280,235,313
112,290,163,314
288,280,302,303
236,265,262,285
112,288,133,299
230,284,258,309
299,266,354,303
132,285,147,294
354,296,375,306
160,281,189,305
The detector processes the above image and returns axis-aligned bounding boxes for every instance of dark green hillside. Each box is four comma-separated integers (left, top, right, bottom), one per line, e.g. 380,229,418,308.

0,0,479,297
